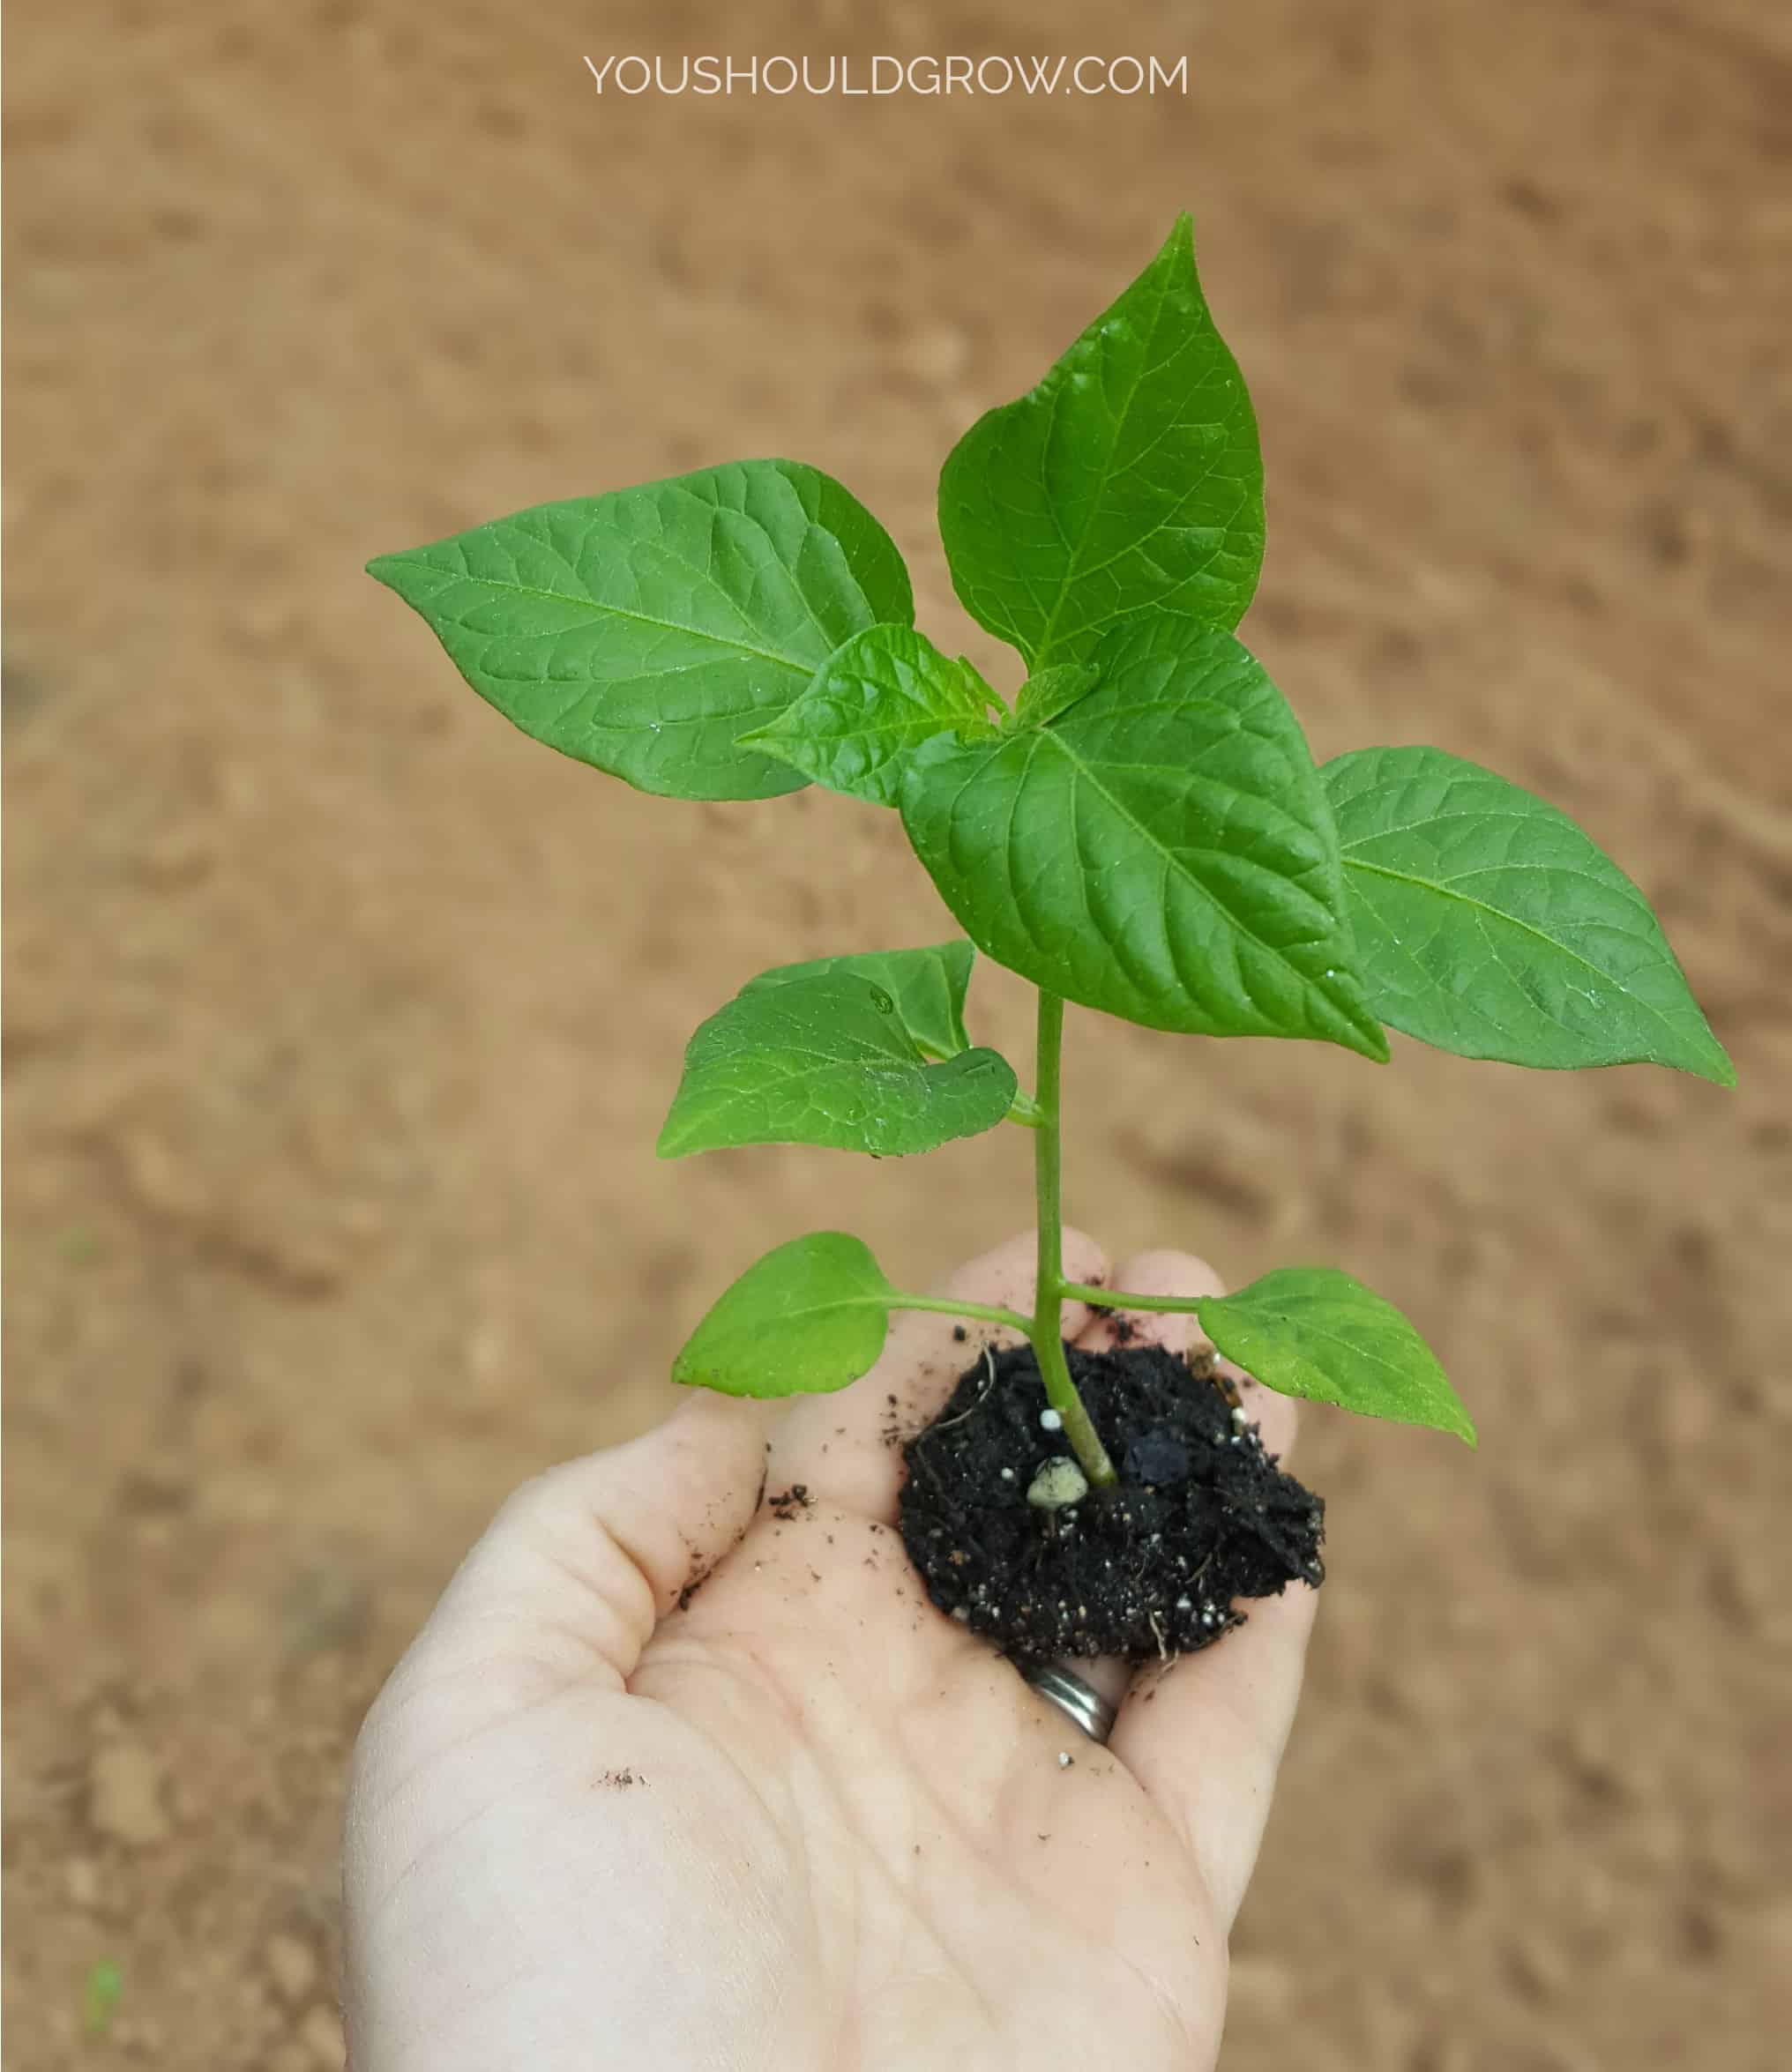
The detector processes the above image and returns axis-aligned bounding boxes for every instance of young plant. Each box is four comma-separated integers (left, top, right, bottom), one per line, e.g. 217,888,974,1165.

369,215,1731,1525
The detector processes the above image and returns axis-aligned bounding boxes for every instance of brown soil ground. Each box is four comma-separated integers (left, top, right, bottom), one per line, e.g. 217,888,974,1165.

6,2,1789,2065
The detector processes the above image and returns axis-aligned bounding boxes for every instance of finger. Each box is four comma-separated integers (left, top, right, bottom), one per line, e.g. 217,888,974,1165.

1112,1582,1318,1928
1094,1256,1312,1927
769,1226,1110,1521
407,1391,775,1694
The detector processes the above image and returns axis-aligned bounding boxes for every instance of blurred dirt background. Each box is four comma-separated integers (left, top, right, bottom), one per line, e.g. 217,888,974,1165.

6,0,1789,2064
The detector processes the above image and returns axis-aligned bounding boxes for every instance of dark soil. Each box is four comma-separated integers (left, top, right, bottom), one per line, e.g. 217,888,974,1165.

899,1341,1325,1665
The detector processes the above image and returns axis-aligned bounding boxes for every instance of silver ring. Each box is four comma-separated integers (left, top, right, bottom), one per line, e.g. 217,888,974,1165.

1021,1662,1116,1745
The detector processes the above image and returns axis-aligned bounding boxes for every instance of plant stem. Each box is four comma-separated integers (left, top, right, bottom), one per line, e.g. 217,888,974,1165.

884,1293,1034,1335
1031,992,1119,1487
1059,1283,1207,1316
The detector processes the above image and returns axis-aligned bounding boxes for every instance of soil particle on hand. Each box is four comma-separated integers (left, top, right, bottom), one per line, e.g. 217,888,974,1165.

765,1484,810,1520
898,1339,1325,1664
675,1550,713,1613
594,1768,642,1788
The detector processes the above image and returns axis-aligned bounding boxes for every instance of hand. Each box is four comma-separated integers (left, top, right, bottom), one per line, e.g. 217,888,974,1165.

343,1231,1318,2071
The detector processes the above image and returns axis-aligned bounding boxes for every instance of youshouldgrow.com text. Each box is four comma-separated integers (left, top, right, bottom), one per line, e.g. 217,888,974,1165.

582,55,1191,98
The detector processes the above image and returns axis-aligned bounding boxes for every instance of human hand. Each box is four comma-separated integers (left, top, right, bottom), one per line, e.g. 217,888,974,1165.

343,1230,1318,2071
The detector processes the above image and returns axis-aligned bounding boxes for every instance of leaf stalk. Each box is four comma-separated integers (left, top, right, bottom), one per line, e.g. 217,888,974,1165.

883,1293,1034,1335
1004,1088,1045,1129
1059,1283,1207,1316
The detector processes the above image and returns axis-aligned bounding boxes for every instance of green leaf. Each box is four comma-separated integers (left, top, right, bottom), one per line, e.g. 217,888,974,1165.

82,1960,125,2040
741,939,980,1058
1324,747,1734,1085
742,624,994,806
938,212,1264,671
658,968,1016,1158
900,614,1389,1059
367,459,913,801
1010,663,1101,731
672,1233,893,1397
1197,1268,1475,1445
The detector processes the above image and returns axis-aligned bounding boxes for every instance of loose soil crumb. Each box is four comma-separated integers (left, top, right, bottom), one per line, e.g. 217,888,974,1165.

899,1340,1324,1664
675,1554,712,1614
765,1484,811,1520
594,1768,642,1789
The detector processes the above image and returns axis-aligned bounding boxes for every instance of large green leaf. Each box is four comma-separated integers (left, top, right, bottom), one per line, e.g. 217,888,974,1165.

672,1233,894,1397
658,968,1016,1158
366,460,913,801
938,213,1264,670
741,940,981,1058
1197,1268,1475,1445
741,624,996,807
899,615,1389,1059
1324,747,1734,1084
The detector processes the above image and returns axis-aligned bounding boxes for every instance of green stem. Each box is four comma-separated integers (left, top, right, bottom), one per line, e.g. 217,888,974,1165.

1030,992,1118,1487
1060,1283,1208,1317
885,1293,1034,1335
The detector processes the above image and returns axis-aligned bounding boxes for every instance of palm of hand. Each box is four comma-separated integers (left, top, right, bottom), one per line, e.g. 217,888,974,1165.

346,1237,1313,2072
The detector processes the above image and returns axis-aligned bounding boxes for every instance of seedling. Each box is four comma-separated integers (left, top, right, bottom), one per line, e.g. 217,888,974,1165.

82,1957,124,2039
370,217,1730,1649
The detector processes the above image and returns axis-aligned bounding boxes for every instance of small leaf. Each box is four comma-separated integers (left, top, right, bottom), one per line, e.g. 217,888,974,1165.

1010,663,1101,731
742,939,981,1057
367,460,913,801
939,213,1264,670
658,969,1016,1158
743,624,994,806
900,613,1388,1059
1324,747,1735,1084
673,1233,893,1397
1197,1269,1475,1445
83,1960,125,2039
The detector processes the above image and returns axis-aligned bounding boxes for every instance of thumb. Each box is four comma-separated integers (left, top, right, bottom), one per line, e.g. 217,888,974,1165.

407,1391,773,1695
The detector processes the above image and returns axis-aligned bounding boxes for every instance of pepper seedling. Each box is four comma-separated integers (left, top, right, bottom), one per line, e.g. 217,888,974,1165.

369,214,1732,1501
